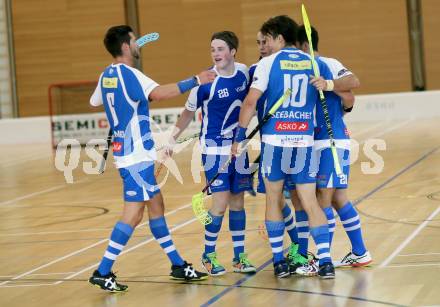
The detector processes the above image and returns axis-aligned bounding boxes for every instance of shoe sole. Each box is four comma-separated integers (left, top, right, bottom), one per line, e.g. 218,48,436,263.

295,270,318,277
334,260,373,268
201,260,226,276
276,272,291,278
319,274,335,279
233,268,257,273
170,275,208,281
90,282,128,292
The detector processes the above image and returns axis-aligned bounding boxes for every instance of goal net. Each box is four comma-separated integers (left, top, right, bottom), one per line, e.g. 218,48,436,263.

48,81,108,148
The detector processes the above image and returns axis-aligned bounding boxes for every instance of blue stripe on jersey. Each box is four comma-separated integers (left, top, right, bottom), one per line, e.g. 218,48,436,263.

314,57,349,140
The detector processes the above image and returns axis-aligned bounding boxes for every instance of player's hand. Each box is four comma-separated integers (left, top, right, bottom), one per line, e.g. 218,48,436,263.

231,141,240,157
310,76,327,91
162,136,176,158
197,70,217,85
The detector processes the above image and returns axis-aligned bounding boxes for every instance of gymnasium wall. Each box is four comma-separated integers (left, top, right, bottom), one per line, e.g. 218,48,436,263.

11,0,440,117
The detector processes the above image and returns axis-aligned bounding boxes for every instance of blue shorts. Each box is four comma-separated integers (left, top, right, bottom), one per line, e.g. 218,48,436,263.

202,153,252,194
260,143,317,185
118,161,160,202
316,147,350,189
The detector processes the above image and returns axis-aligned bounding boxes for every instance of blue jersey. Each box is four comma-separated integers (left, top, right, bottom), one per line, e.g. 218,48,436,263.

185,62,249,155
315,56,351,141
90,63,159,168
251,47,332,147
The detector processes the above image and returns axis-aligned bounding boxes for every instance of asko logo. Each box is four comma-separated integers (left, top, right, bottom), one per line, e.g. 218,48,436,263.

275,121,308,131
113,142,122,152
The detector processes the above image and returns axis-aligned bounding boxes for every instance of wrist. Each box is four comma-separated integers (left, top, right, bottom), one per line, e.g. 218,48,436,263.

234,126,247,143
325,80,334,91
343,105,353,112
177,76,198,94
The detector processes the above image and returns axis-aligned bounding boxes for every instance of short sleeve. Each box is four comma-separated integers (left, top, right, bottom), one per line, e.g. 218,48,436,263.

90,73,103,107
324,58,352,79
185,87,201,112
128,68,160,101
250,56,272,93
318,60,334,81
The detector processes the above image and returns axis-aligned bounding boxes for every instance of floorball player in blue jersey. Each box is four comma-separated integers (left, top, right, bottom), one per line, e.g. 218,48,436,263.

170,31,256,276
88,25,216,292
296,25,372,268
232,15,336,279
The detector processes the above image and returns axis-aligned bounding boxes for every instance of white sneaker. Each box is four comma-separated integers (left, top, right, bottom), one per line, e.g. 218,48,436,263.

334,251,372,268
295,261,319,276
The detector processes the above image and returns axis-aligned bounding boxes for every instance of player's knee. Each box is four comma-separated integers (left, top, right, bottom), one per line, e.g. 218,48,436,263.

332,190,349,209
317,188,333,207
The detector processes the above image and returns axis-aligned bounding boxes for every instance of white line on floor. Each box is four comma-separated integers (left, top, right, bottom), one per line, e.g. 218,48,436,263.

380,206,440,267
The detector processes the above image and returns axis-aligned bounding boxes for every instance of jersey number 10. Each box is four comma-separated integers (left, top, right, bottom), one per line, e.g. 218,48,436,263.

283,74,308,108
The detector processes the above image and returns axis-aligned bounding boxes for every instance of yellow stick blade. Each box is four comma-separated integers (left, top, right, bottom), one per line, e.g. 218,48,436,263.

191,192,212,225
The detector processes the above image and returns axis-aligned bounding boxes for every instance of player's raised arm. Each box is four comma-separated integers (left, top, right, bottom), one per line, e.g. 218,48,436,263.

149,70,216,102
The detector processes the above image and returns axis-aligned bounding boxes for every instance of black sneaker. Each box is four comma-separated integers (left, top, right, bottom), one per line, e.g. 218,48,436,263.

170,261,208,281
318,262,335,279
89,270,128,292
274,260,290,278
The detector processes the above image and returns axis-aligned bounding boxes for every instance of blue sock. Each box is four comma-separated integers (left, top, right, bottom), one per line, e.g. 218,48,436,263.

229,210,246,260
282,203,298,244
310,225,332,266
149,216,184,266
204,212,224,255
98,221,133,275
323,207,336,246
295,210,309,256
265,220,285,264
337,202,367,255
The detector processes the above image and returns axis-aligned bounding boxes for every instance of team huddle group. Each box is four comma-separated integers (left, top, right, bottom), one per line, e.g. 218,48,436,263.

88,14,372,292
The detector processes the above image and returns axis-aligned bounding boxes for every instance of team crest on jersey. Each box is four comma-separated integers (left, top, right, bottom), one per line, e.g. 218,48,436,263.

103,77,118,88
235,81,246,92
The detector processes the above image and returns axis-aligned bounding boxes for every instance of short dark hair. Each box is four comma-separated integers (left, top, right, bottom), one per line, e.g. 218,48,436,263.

104,25,133,57
260,15,298,45
211,31,239,51
297,25,319,51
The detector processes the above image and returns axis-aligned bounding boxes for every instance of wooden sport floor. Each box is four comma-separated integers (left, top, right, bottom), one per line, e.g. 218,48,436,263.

1,118,439,307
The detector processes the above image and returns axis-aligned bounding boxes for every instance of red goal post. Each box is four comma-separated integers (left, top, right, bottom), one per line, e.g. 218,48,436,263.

48,80,109,148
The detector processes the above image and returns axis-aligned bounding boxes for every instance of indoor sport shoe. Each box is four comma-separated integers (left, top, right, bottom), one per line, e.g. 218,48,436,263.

288,252,308,275
295,260,319,276
201,252,226,276
318,262,335,279
334,251,373,268
274,259,290,278
232,253,257,273
286,243,299,265
89,270,128,292
170,261,208,281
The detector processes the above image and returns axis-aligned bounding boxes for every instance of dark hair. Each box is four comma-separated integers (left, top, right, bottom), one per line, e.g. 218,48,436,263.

297,25,319,51
104,25,133,57
211,31,239,51
260,15,298,45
